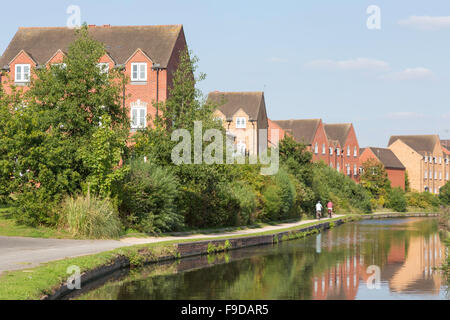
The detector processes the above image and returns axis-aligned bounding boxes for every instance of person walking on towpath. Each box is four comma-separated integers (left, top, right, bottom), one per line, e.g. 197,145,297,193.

327,201,333,219
316,201,323,220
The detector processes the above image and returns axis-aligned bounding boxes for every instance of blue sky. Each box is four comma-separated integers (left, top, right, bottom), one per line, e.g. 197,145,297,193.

1,0,449,147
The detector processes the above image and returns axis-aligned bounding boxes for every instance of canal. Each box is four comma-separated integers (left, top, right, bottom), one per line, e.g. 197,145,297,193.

77,217,448,300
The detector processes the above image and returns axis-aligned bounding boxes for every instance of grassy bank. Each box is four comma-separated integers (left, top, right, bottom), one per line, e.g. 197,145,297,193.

0,216,353,300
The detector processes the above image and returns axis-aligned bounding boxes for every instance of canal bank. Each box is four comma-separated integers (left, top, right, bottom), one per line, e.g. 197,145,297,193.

0,212,443,300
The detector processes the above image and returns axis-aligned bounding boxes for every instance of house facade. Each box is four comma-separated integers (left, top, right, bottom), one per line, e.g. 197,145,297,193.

359,147,406,190
0,25,187,132
324,123,360,182
273,119,330,164
388,135,449,194
207,91,268,156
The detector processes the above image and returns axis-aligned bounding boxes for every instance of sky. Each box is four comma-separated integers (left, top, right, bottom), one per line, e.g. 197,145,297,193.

0,0,449,147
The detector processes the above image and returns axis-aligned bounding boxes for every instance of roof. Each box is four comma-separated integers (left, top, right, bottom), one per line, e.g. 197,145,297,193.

388,135,440,154
0,25,183,68
441,140,450,151
363,147,405,170
323,123,352,146
272,119,321,145
207,91,265,121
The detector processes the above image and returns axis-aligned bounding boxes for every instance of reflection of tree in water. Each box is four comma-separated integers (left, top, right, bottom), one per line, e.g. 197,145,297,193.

79,218,446,300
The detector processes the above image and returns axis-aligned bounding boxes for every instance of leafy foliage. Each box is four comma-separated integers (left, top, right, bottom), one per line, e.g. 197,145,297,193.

439,181,450,206
387,187,407,212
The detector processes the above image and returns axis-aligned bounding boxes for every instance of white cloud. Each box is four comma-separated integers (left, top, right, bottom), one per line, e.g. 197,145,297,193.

386,112,425,120
381,67,435,81
305,58,389,72
398,16,450,30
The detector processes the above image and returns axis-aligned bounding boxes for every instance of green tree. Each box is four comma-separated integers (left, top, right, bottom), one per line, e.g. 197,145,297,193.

439,181,450,206
3,25,128,225
360,158,391,207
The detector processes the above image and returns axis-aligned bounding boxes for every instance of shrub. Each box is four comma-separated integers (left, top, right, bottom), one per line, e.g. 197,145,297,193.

119,160,184,234
228,181,258,225
261,168,296,221
58,194,121,239
406,191,440,209
387,187,407,212
439,181,450,206
13,189,57,227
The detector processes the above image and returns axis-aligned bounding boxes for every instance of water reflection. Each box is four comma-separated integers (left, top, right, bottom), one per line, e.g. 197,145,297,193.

77,218,448,300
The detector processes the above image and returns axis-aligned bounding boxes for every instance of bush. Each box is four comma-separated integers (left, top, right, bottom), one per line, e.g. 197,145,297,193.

228,181,258,225
406,191,440,209
261,168,297,221
387,188,407,212
439,181,450,206
13,190,57,227
119,160,184,234
59,194,121,239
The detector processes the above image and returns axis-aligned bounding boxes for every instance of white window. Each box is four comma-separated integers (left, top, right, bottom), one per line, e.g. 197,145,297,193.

446,172,449,180
237,141,246,155
52,63,66,69
322,143,326,155
236,117,246,129
314,143,318,154
329,147,333,155
347,146,350,156
425,170,428,179
337,148,341,156
424,156,428,163
131,63,147,81
439,171,442,180
130,100,147,129
439,157,442,164
15,64,30,82
347,165,351,175
434,171,437,180
430,169,432,179
354,146,357,157
97,63,109,74
354,164,357,176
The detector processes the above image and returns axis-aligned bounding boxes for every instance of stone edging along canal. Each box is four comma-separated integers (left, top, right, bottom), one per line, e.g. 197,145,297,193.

43,212,440,300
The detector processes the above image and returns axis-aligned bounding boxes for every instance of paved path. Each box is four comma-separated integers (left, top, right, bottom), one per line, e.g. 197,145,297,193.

0,215,342,274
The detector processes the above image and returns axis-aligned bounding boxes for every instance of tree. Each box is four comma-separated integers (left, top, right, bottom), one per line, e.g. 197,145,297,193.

439,181,450,206
360,158,391,207
405,170,411,192
3,25,128,225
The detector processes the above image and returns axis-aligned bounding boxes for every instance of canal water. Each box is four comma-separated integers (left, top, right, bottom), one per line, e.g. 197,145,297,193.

77,217,448,300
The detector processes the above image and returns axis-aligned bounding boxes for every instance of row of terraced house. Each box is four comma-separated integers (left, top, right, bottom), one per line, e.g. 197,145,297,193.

1,24,449,194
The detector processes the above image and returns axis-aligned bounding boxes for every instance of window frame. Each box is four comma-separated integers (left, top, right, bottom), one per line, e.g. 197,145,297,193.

236,117,247,129
130,105,147,129
15,64,31,83
131,62,147,82
97,62,110,74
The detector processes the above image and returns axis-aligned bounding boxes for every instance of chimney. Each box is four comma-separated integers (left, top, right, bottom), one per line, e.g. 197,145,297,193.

103,24,111,28
88,24,96,28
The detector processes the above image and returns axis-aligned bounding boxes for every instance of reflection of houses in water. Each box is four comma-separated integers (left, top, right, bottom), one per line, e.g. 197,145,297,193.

312,229,446,299
313,254,365,300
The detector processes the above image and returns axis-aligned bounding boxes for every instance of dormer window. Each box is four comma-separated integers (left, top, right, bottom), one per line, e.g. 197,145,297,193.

15,64,30,83
131,63,147,81
236,117,246,129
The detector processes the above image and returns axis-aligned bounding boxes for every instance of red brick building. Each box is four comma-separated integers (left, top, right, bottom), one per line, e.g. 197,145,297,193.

359,147,406,190
324,123,360,182
0,25,187,131
273,119,330,163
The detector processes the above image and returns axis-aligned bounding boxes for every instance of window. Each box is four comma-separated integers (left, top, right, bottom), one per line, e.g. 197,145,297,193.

329,147,333,155
354,164,357,176
237,141,246,156
424,156,428,163
97,63,109,74
130,100,147,129
347,165,351,176
425,170,428,179
15,64,30,82
439,171,442,180
430,169,432,179
337,148,341,156
314,143,318,154
131,63,147,81
354,146,357,157
347,146,350,156
322,143,326,155
446,172,449,180
236,117,246,129
434,170,437,180
52,63,66,69
439,157,442,164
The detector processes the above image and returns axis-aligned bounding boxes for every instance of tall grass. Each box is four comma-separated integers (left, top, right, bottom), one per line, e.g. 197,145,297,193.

59,194,121,239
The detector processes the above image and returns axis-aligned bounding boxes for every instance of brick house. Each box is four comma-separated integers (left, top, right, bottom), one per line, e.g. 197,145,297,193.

359,147,406,190
267,119,287,148
324,123,360,182
0,25,187,132
273,119,330,164
388,135,449,194
207,91,268,156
